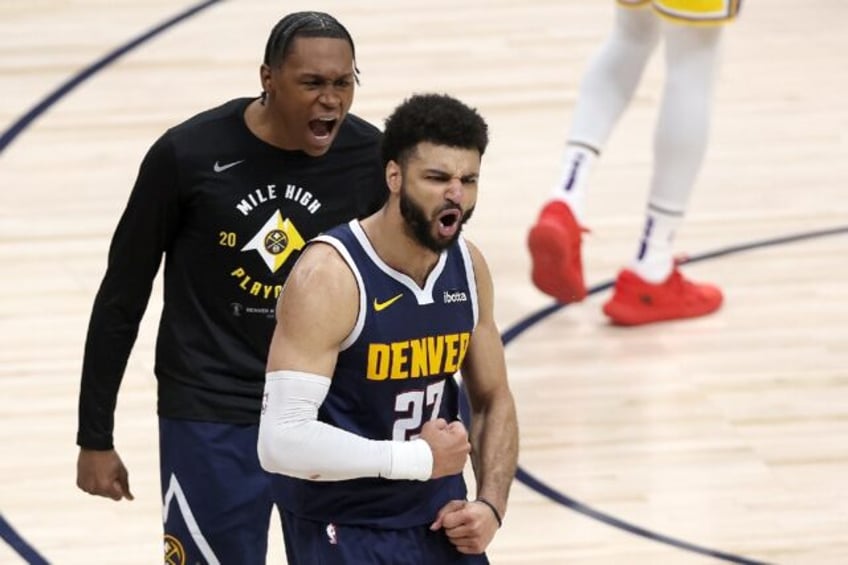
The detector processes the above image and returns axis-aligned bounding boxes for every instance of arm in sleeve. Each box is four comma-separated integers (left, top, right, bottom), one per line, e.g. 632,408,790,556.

77,132,182,449
258,242,434,481
258,370,432,481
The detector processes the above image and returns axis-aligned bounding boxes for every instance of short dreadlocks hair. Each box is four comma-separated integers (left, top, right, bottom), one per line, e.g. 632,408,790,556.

381,93,489,168
263,11,360,83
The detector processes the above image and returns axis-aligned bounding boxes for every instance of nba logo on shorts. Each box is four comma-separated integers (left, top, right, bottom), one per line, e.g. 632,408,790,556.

325,523,338,545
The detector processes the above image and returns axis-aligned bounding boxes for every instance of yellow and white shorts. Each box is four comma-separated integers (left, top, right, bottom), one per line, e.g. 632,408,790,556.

618,0,742,25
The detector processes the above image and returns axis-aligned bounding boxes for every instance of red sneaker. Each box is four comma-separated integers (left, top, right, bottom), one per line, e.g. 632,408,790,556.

602,268,723,326
527,201,588,303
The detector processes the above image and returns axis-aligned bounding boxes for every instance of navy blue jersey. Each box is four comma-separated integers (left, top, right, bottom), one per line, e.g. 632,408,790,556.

276,220,479,528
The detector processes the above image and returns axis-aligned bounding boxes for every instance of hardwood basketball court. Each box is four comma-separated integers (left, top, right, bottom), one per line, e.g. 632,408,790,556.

1,1,846,563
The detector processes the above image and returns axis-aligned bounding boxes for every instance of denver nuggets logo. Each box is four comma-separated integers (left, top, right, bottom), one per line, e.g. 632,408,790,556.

264,229,288,255
164,534,186,565
242,209,306,273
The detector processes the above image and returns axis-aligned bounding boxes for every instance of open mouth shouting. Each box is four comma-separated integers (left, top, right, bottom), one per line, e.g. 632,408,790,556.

437,208,462,238
308,116,338,147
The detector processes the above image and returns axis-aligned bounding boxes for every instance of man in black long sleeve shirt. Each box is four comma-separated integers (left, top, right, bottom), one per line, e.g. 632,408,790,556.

76,11,386,564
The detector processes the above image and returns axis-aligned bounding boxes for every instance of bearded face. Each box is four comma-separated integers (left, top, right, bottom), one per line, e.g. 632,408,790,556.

399,181,474,253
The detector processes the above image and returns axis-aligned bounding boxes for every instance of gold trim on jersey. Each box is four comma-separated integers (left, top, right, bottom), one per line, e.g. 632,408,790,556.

617,0,741,24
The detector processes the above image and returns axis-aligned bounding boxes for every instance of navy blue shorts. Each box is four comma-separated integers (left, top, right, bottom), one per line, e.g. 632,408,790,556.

159,417,281,565
280,509,489,565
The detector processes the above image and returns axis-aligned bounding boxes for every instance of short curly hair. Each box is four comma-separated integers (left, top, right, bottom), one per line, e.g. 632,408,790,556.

381,93,489,168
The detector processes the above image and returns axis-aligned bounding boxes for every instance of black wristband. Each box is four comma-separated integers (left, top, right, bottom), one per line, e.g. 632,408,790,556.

475,498,503,528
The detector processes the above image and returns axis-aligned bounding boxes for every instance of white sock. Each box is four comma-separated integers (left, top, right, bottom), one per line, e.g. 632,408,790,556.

630,22,724,283
550,6,660,223
629,22,723,282
630,207,682,283
550,144,597,222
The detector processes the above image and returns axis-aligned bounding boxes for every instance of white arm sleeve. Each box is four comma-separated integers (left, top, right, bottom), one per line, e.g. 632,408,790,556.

257,370,433,481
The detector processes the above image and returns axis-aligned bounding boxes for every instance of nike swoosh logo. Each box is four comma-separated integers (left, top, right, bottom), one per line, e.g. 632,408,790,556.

213,159,245,173
373,293,403,312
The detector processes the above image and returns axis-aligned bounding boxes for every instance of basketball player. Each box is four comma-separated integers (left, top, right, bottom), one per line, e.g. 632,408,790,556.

75,12,387,564
258,93,519,563
528,0,741,325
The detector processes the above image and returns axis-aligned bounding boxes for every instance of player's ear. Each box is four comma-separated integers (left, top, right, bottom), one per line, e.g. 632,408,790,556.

260,64,273,96
385,160,402,194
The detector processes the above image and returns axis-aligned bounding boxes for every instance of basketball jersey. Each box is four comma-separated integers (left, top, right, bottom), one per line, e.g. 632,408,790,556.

274,220,479,528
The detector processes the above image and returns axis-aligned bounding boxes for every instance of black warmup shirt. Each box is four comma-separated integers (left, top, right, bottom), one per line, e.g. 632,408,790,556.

77,98,386,449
